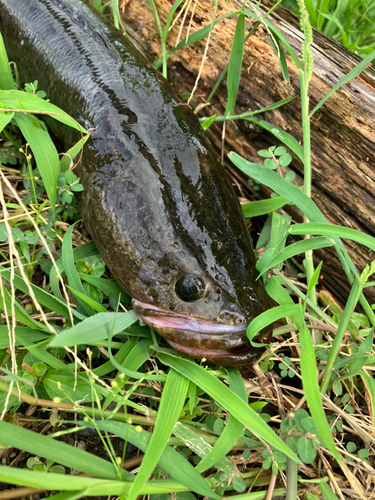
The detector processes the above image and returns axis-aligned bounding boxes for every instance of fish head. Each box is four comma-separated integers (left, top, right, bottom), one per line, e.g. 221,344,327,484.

131,230,271,367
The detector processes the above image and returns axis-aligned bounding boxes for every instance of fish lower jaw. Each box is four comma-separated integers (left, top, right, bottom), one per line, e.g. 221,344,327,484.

167,340,261,367
132,298,264,366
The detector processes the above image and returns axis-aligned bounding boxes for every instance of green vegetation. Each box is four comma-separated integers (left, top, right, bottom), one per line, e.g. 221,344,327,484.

0,1,375,499
282,0,375,57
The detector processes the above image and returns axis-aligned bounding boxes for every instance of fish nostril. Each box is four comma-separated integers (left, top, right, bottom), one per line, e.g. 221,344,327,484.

218,310,245,325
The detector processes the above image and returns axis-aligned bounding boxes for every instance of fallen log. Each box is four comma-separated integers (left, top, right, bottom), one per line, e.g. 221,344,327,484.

119,0,375,303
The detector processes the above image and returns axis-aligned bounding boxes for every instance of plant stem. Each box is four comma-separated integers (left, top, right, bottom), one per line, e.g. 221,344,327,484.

320,276,363,394
285,458,298,500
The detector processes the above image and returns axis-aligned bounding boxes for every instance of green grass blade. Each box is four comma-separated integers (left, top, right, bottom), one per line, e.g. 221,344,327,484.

0,34,14,90
60,134,90,172
78,274,131,303
0,326,49,348
246,304,301,344
0,421,132,480
0,283,50,332
86,420,222,499
128,369,189,500
67,286,107,313
309,50,375,118
299,325,341,464
196,367,246,472
62,224,95,316
0,266,83,321
48,309,138,347
173,422,237,475
14,113,59,211
50,241,97,301
242,119,304,160
25,344,66,370
92,336,138,377
156,351,300,462
265,277,304,330
289,222,375,251
162,0,184,42
0,90,87,132
47,492,85,500
241,196,290,218
319,477,340,499
0,112,14,133
225,8,245,118
0,466,190,495
263,19,303,70
103,337,154,408
229,154,324,221
257,236,334,276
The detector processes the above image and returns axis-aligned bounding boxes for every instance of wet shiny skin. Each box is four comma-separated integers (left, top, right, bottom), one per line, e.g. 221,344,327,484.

0,0,270,365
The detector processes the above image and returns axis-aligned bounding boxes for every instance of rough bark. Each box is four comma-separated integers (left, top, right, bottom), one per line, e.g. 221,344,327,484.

119,0,375,303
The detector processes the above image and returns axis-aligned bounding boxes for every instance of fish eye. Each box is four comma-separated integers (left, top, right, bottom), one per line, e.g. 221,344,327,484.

176,273,205,302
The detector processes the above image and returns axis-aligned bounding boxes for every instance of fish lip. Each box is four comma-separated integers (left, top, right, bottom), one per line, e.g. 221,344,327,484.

132,299,265,366
132,298,247,336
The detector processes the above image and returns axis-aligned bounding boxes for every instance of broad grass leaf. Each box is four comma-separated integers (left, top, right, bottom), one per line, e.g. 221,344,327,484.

306,261,323,298
257,237,334,276
60,134,90,172
290,222,375,252
299,326,341,464
47,492,85,500
173,421,236,475
50,241,97,302
0,34,14,90
92,336,138,377
319,481,340,500
196,367,246,472
201,114,217,131
103,337,154,409
78,274,131,304
24,344,66,370
225,9,245,118
14,113,59,210
256,211,290,275
241,196,290,218
85,419,222,499
0,465,190,495
0,326,49,348
0,90,87,132
347,330,373,377
320,14,348,45
0,420,133,480
229,157,368,312
128,369,189,500
0,112,14,133
48,310,138,347
309,50,375,118
67,286,107,313
247,304,301,345
62,224,95,317
156,351,300,462
43,370,99,402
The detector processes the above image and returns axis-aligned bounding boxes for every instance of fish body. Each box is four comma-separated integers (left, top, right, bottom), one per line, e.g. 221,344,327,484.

0,0,270,366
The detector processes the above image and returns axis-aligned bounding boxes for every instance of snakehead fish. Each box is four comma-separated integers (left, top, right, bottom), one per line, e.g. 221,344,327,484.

0,0,271,366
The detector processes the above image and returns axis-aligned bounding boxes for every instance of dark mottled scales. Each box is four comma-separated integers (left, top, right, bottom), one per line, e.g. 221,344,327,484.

0,0,270,365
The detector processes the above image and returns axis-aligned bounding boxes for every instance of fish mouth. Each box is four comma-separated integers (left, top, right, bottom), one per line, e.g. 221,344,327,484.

132,298,265,367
